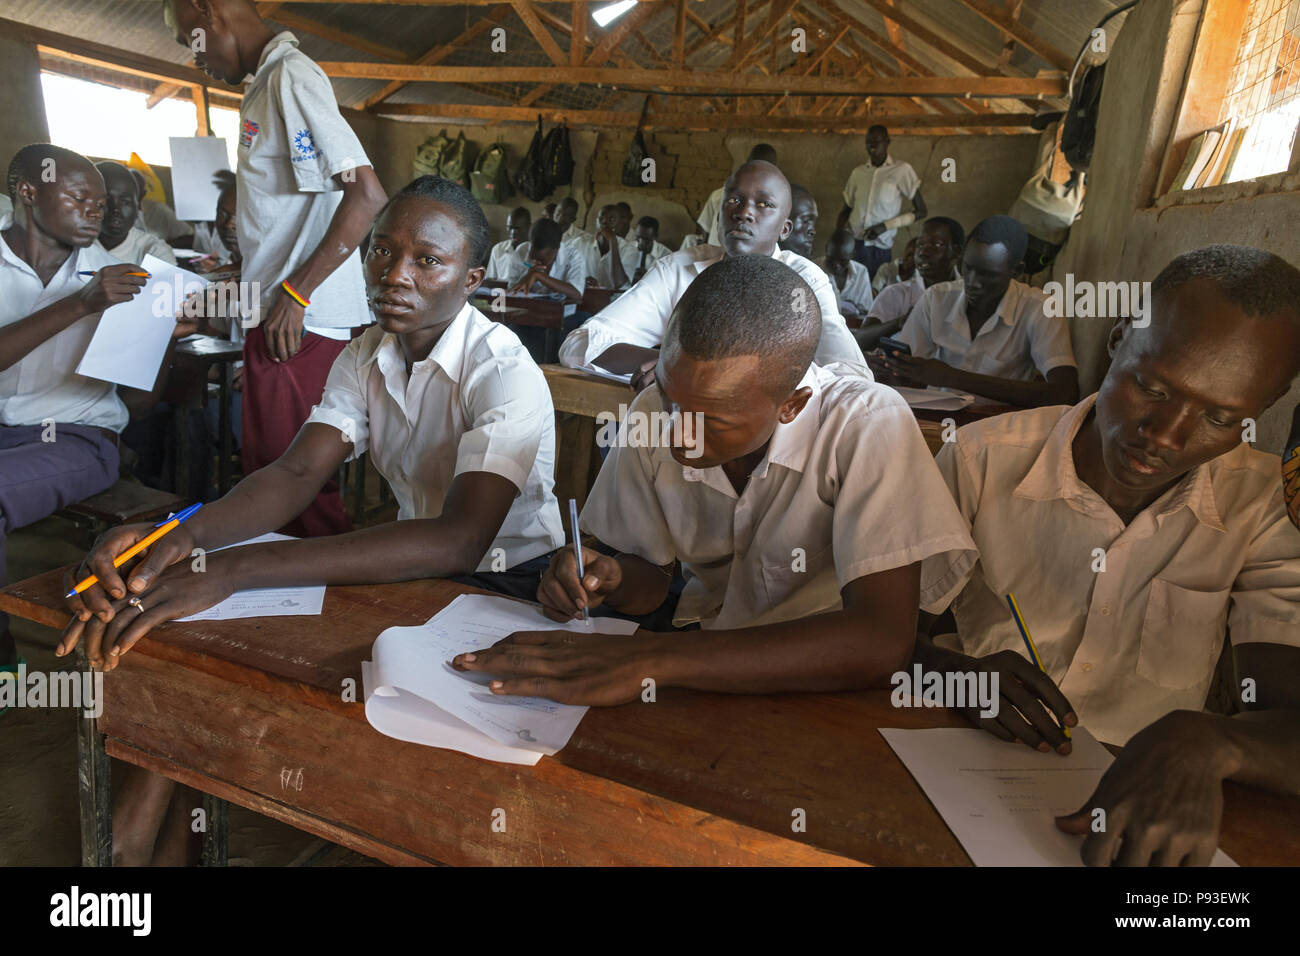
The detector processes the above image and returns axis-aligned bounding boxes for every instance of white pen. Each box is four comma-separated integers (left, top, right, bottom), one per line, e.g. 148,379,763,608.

568,498,587,622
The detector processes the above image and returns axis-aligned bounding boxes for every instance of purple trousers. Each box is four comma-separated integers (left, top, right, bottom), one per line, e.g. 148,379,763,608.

0,424,119,635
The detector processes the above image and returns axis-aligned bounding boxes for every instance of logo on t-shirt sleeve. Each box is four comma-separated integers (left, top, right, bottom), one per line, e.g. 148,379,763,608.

239,119,260,150
293,128,319,162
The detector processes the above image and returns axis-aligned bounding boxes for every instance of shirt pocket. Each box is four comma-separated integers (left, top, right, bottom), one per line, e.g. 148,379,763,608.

760,544,835,610
1137,579,1231,690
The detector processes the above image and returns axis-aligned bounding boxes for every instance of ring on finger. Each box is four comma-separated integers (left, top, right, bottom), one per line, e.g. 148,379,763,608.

127,596,146,614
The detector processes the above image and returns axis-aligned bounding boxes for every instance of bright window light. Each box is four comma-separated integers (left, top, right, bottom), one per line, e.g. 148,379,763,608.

593,1,637,29
39,72,239,170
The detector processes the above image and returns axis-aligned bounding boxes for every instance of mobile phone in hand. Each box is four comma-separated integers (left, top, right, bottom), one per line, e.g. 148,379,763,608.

878,336,912,360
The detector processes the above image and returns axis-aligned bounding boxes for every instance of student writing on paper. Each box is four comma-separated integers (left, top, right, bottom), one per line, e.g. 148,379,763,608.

452,256,976,706
871,215,1079,409
505,218,585,304
557,160,867,389
60,176,564,670
857,217,963,351
0,145,160,691
914,246,1300,866
163,0,388,539
94,162,177,267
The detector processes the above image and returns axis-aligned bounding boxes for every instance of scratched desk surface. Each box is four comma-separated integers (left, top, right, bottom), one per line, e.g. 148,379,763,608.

4,571,1297,866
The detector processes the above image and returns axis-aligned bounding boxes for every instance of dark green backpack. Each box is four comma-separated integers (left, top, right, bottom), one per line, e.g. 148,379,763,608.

412,130,451,179
471,142,513,203
439,132,470,188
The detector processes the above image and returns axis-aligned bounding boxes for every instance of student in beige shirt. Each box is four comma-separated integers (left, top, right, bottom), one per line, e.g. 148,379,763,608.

916,245,1300,867
451,255,976,705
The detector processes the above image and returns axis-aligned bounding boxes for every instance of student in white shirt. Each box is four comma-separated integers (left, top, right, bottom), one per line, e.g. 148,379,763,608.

165,0,388,540
484,206,530,282
915,245,1300,867
778,184,818,259
876,215,1079,408
696,143,777,246
837,125,926,278
61,178,567,861
94,162,177,266
816,228,874,318
0,145,153,687
871,237,917,293
858,217,962,350
506,218,585,303
573,203,640,290
631,215,671,283
553,197,590,246
558,160,867,386
451,255,976,704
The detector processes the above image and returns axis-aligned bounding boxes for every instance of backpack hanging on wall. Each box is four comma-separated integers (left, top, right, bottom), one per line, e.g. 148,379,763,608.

1010,123,1084,245
471,142,514,203
1061,61,1106,172
621,99,651,188
514,116,550,201
541,122,574,187
438,131,471,188
412,129,451,179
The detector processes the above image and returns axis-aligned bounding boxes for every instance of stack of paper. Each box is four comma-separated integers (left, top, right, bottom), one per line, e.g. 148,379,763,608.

363,594,637,765
880,727,1236,866
580,364,633,385
891,386,975,412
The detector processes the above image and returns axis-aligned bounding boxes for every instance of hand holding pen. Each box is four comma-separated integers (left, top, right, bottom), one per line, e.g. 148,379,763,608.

76,263,150,314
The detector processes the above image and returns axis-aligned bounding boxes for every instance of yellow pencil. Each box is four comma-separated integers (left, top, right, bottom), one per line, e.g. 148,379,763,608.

1005,592,1071,739
65,503,202,598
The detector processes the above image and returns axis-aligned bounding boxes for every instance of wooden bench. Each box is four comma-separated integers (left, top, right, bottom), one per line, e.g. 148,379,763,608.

57,480,190,544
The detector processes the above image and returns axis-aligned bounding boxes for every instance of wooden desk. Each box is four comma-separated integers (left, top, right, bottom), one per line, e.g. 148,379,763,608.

472,293,568,363
173,335,244,496
542,364,631,509
580,285,615,314
4,572,1297,867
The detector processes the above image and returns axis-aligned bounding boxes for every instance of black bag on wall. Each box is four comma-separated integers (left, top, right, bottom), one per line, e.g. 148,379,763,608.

621,99,652,188
515,116,550,201
541,122,574,187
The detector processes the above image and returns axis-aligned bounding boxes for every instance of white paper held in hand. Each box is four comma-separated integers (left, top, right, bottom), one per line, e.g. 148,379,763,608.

175,533,325,622
168,136,231,221
363,594,637,765
76,254,206,391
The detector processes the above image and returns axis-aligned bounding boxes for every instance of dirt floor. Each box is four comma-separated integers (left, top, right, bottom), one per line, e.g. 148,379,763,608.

1,469,394,867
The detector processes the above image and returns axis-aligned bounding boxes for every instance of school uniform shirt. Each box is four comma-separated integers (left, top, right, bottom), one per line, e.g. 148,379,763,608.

561,223,592,247
103,226,177,267
485,238,523,282
926,396,1300,746
305,300,564,570
237,31,371,341
815,256,874,315
509,240,586,293
0,214,127,431
191,221,231,260
581,363,977,629
634,239,673,274
557,245,869,376
897,278,1075,381
842,155,921,251
574,234,641,290
697,186,725,246
872,259,902,293
867,271,960,326
0,195,11,218
679,234,706,251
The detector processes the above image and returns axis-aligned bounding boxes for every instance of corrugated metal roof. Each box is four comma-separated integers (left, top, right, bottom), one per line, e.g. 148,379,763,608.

4,0,1132,118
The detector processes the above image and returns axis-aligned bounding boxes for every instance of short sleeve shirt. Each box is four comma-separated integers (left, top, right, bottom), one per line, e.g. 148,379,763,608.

842,156,921,250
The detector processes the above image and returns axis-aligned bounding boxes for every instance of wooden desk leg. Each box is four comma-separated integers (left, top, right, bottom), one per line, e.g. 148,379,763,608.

201,793,228,866
544,327,558,365
76,648,112,867
218,361,233,496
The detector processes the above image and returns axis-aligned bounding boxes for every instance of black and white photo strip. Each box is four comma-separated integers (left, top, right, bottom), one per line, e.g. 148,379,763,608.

1,0,1298,939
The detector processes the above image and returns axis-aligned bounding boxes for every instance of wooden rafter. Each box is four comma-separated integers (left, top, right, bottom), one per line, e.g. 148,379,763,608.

510,0,567,66
146,82,185,108
735,0,802,71
673,0,687,67
955,0,1073,72
584,0,664,67
262,8,411,62
728,0,749,68
851,0,993,76
570,1,586,67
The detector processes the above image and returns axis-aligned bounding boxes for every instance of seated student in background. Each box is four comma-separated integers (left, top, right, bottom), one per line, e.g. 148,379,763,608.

506,218,585,304
816,228,873,318
679,223,706,251
858,216,963,350
614,202,633,239
697,143,778,247
915,245,1300,866
129,168,193,247
0,145,156,676
874,215,1078,408
485,206,530,282
575,203,640,290
191,170,235,263
872,237,917,293
553,197,589,246
453,256,976,704
557,159,865,384
94,161,177,266
632,215,671,282
778,184,818,259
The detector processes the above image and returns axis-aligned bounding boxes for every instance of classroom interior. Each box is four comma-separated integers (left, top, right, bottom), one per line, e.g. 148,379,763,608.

2,0,1299,869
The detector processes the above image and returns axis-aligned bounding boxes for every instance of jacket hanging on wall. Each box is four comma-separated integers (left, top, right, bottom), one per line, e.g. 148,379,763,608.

514,116,550,201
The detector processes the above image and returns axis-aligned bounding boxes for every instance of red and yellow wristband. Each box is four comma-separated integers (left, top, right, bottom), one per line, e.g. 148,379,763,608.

280,279,310,308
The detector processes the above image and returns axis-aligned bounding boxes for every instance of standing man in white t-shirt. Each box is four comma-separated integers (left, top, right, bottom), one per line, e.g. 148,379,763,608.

837,125,926,280
165,0,386,537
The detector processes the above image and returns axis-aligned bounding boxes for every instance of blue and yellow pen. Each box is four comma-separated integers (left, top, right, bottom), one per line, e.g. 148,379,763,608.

1005,592,1070,739
65,503,202,598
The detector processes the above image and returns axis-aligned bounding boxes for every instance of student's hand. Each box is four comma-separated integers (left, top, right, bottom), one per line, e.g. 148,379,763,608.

62,521,199,626
172,318,200,339
537,546,623,622
1056,711,1227,866
57,562,235,671
875,352,951,388
630,359,658,393
77,263,149,315
507,267,543,296
958,648,1078,753
451,628,661,706
261,288,305,362
863,224,884,240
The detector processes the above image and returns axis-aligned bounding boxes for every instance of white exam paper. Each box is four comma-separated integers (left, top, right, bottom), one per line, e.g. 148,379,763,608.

891,386,975,411
176,533,325,622
76,255,205,390
365,594,637,763
880,727,1237,867
168,136,231,221
581,364,633,385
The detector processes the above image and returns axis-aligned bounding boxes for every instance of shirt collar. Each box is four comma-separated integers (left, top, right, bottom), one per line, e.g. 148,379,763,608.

374,300,478,386
256,31,299,74
1013,394,1227,532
